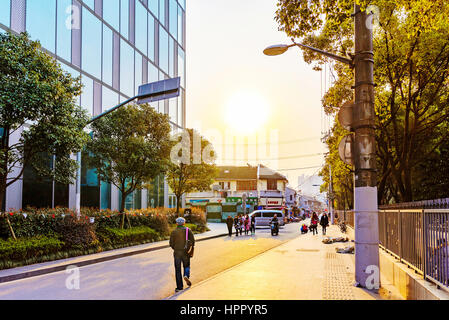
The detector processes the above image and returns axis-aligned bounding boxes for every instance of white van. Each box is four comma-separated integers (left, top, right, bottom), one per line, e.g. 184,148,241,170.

249,210,285,227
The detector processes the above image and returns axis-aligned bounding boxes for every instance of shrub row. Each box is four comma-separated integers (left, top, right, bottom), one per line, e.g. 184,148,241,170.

0,207,207,270
0,207,207,240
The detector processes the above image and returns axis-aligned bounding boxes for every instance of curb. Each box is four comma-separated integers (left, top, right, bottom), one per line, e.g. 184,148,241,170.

0,232,229,284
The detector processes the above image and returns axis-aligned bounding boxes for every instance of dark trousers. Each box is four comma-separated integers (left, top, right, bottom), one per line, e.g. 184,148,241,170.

227,224,233,236
250,224,255,234
322,226,327,235
174,250,190,290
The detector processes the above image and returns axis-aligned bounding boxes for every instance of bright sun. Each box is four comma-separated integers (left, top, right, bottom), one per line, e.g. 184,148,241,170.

224,92,270,135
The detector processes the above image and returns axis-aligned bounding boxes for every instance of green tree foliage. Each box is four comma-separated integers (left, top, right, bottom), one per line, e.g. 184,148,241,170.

86,104,173,227
276,0,449,204
0,32,89,211
167,129,218,214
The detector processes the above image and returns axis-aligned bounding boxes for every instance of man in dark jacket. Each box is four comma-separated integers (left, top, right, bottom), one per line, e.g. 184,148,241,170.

320,213,329,235
226,215,234,237
170,217,195,292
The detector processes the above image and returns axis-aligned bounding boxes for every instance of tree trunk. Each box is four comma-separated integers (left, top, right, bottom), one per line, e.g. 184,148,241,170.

120,191,126,229
176,194,182,216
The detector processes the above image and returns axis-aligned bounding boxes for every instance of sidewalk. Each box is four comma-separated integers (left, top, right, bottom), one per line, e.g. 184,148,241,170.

0,222,229,284
171,225,403,300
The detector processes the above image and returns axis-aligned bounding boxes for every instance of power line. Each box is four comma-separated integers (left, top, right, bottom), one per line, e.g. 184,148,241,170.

220,152,324,161
277,165,323,171
212,136,321,146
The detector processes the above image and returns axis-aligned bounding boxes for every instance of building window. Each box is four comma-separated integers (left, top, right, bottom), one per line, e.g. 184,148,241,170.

267,179,277,190
135,0,148,55
103,0,120,32
26,0,56,53
237,180,257,191
82,7,102,79
0,0,10,28
219,182,230,190
57,0,72,62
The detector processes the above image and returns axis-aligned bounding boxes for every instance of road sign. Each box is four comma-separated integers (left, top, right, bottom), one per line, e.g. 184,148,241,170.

338,101,354,131
137,77,181,104
339,134,354,166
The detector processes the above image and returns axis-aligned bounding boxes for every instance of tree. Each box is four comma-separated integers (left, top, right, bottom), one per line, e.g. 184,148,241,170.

86,103,173,228
0,32,89,214
167,129,218,215
276,0,449,204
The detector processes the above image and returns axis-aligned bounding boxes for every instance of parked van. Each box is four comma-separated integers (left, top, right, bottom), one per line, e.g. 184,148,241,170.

249,210,285,227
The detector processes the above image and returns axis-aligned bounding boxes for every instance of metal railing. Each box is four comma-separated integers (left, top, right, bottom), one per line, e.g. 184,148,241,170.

336,208,449,293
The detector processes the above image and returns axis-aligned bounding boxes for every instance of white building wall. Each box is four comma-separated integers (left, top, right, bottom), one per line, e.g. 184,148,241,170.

5,127,23,211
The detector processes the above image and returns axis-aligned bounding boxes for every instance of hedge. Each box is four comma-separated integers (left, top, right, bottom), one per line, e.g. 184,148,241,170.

0,206,208,270
97,226,160,246
0,236,64,269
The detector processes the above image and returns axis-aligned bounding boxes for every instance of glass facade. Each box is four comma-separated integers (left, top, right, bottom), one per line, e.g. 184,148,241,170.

1,0,186,210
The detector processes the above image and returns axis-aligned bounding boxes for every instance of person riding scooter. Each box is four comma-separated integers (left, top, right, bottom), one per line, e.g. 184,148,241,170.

270,214,280,236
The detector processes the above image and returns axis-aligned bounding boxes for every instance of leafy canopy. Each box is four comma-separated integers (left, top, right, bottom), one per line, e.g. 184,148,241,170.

0,32,89,209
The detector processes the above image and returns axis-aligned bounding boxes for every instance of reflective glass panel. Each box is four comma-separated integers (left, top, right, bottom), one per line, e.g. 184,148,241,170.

159,27,169,73
83,0,95,10
120,0,129,39
147,13,155,62
103,0,120,31
135,0,147,55
0,0,10,28
169,36,175,77
148,0,158,17
120,39,135,97
26,0,56,53
103,25,113,85
169,0,177,39
81,75,94,115
159,0,165,25
178,89,184,127
57,0,72,62
102,86,119,112
177,46,185,88
177,4,183,47
169,97,177,124
82,8,102,79
135,53,143,88
148,62,158,84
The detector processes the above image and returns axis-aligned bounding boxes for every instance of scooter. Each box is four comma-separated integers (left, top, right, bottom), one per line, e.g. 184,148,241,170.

271,221,279,236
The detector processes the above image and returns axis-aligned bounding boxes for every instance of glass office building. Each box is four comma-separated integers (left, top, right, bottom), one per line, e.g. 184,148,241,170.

0,0,186,211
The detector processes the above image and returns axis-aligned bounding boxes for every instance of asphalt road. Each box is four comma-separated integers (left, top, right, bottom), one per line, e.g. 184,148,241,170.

0,223,303,300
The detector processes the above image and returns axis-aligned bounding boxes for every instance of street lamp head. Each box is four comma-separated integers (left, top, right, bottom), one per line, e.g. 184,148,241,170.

263,44,290,56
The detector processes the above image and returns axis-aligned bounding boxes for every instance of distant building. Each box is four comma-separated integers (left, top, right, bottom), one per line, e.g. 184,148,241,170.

185,164,289,208
298,194,323,212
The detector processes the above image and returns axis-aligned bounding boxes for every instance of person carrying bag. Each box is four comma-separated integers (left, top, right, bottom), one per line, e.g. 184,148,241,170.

170,217,195,292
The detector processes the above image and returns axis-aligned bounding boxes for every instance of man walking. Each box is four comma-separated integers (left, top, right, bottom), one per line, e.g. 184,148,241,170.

226,215,234,237
170,217,195,293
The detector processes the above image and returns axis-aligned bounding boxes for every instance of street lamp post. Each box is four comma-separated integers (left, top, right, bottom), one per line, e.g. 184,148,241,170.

75,78,181,218
263,5,379,290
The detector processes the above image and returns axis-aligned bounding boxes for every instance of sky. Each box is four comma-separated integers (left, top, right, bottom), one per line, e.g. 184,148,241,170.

185,0,332,196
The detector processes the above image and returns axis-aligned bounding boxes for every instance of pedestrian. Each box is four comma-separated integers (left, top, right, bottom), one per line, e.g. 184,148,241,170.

250,214,256,235
226,215,234,237
234,215,240,237
311,212,319,235
169,217,195,293
244,214,250,235
320,213,329,235
238,214,244,236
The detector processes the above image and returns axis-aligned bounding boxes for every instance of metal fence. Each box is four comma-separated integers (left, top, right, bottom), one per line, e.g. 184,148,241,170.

336,209,449,293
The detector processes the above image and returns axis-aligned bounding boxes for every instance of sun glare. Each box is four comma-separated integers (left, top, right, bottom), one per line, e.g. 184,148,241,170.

224,92,270,135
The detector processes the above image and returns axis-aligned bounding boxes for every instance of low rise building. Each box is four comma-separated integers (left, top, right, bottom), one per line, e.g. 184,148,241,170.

185,164,289,209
